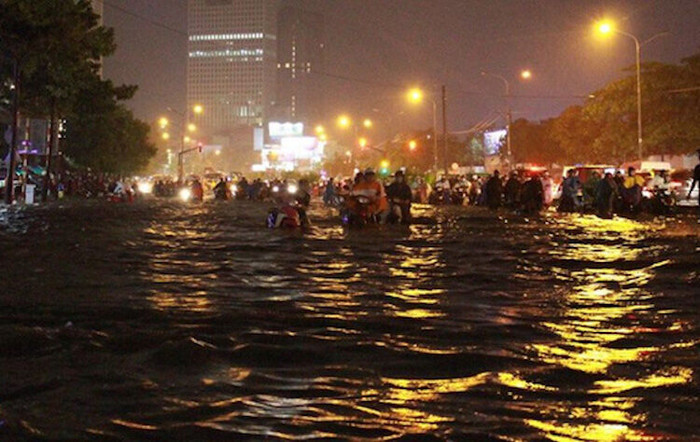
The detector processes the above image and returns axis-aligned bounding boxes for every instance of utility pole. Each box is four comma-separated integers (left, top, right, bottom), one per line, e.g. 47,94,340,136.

441,85,448,172
5,60,20,205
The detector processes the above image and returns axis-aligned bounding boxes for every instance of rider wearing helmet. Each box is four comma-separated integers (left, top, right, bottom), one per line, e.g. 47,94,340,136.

352,168,388,222
386,170,412,223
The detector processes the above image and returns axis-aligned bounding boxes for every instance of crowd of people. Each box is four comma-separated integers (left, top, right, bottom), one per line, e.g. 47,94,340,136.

7,150,698,227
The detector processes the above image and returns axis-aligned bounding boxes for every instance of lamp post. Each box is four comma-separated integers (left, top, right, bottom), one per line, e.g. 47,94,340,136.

596,21,668,160
163,105,203,182
481,70,532,168
407,88,438,171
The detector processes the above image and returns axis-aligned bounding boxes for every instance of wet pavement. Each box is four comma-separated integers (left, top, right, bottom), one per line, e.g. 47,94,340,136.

0,200,698,440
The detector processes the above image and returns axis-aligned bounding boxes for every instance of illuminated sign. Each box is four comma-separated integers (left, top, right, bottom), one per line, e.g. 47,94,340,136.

484,129,506,156
269,122,304,138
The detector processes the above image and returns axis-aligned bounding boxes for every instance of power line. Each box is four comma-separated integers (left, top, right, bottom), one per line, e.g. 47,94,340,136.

102,0,187,36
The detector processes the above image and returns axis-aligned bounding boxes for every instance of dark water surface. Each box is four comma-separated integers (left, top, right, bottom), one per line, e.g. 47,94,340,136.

0,201,698,440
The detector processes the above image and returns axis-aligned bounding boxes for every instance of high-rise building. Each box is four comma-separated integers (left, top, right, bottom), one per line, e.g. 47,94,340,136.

187,0,278,136
275,7,325,124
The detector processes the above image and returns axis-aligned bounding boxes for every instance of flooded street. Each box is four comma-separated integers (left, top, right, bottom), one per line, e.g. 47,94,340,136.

0,200,698,440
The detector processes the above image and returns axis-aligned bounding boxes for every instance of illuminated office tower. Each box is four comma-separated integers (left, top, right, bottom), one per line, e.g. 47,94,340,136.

187,0,278,134
276,6,325,123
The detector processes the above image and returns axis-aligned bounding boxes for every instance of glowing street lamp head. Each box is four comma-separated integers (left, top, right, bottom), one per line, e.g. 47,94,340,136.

158,117,169,128
183,136,191,143
520,69,532,80
596,20,614,35
380,160,389,169
337,115,351,128
408,88,424,103
358,137,368,148
193,104,204,115
363,118,373,129
409,140,417,150
187,123,197,133
161,132,170,141
315,125,325,134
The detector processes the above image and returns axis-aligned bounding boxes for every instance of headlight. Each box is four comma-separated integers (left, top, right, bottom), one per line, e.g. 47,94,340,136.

137,182,153,194
287,184,298,194
179,188,192,201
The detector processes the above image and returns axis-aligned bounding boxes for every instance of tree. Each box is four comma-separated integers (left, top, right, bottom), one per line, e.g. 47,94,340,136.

1,0,116,200
62,76,155,176
510,118,560,165
582,55,700,161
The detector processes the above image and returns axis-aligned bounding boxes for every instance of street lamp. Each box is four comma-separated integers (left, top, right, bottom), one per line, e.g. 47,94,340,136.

337,115,351,129
595,20,667,160
407,87,438,170
481,70,532,167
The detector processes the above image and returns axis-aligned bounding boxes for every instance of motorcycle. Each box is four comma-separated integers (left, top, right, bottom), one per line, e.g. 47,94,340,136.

267,202,309,229
214,185,231,200
643,187,676,215
387,197,411,224
340,195,375,226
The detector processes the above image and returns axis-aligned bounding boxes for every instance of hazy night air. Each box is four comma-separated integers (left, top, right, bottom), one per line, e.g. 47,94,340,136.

1,1,699,440
104,0,700,133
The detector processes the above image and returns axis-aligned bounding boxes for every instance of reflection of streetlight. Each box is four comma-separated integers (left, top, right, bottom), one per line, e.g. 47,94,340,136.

594,20,667,160
407,87,438,170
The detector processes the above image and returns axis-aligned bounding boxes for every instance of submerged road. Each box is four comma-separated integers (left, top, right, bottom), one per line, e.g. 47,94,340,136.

0,200,698,440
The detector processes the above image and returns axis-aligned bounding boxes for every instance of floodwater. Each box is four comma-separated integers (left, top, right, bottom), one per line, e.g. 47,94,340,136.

0,200,698,441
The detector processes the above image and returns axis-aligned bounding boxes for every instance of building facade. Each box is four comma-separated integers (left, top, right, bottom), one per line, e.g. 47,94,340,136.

187,0,278,135
275,6,325,124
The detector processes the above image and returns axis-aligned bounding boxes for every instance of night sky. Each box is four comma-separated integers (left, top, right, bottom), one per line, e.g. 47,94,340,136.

103,0,700,135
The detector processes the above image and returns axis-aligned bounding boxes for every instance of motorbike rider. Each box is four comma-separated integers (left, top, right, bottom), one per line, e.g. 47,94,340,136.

687,149,700,213
386,170,412,224
352,168,388,223
622,167,645,212
191,178,204,202
559,169,581,213
213,177,230,200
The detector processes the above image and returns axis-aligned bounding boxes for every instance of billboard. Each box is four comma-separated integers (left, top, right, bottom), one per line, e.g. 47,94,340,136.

268,121,304,138
484,129,506,156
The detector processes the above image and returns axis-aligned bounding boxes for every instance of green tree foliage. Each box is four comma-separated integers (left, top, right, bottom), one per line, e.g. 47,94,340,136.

0,0,155,177
510,118,560,165
63,76,156,175
580,56,700,162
